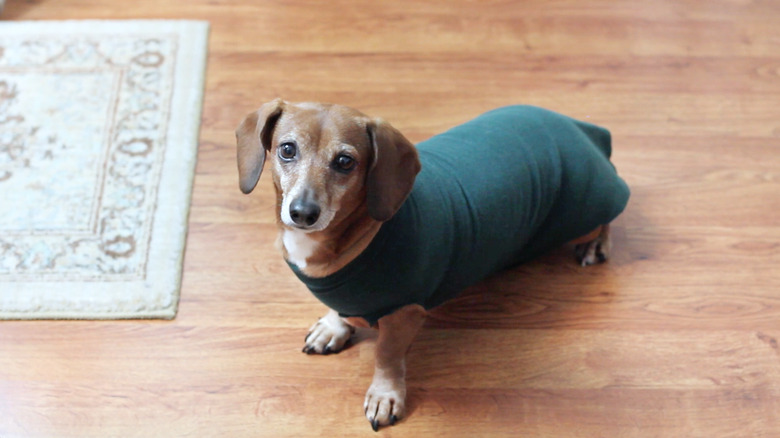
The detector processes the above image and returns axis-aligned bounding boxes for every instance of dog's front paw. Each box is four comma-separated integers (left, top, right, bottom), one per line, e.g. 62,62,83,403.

302,310,354,355
364,377,405,431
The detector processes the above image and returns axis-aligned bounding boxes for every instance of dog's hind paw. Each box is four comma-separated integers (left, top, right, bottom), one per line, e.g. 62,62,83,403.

303,310,355,354
575,225,611,266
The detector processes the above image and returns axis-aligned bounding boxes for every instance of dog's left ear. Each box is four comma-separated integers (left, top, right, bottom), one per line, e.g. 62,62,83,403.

236,99,285,194
366,119,421,222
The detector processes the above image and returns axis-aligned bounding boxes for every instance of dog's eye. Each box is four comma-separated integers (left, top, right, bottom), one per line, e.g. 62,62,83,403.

278,142,297,160
333,154,356,173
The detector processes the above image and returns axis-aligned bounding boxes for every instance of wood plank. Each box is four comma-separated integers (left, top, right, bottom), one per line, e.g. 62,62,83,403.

2,328,778,436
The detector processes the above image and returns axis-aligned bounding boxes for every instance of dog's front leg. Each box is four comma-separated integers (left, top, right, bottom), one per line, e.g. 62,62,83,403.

364,304,426,431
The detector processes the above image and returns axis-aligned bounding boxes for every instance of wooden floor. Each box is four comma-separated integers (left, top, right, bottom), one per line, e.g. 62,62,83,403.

2,1,780,436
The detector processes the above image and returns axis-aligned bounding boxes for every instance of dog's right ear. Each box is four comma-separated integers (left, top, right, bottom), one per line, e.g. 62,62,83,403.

236,99,285,194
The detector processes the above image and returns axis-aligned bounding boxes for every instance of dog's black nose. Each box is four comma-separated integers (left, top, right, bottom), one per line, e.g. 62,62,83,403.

290,199,321,227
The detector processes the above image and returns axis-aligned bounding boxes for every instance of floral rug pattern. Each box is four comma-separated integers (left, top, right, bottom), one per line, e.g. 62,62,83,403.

0,21,208,319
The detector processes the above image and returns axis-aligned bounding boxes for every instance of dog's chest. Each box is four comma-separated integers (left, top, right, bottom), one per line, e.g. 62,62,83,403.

282,229,319,269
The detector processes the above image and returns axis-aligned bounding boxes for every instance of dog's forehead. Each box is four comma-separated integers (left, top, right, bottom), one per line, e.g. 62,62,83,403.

278,103,370,148
322,107,370,146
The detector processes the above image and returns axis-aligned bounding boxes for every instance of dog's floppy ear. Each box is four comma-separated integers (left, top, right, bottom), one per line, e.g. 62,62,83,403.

366,118,421,221
236,99,285,194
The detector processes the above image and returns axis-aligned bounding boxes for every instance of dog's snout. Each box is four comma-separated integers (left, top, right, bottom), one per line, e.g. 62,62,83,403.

290,198,321,227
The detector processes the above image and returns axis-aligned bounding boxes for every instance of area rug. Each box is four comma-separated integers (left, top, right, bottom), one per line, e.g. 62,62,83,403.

0,20,209,319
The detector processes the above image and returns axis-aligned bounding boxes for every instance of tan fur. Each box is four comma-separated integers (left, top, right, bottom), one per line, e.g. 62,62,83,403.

569,226,604,245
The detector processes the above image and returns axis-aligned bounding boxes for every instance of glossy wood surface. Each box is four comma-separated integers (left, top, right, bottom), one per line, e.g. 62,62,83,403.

1,1,779,436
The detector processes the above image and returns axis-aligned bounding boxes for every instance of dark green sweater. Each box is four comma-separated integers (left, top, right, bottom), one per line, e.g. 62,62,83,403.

289,106,630,325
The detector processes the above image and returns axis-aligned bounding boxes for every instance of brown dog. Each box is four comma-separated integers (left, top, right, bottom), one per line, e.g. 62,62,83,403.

236,100,627,430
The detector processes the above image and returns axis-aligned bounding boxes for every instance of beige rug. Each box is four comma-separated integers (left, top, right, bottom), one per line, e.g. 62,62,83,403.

0,20,209,319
